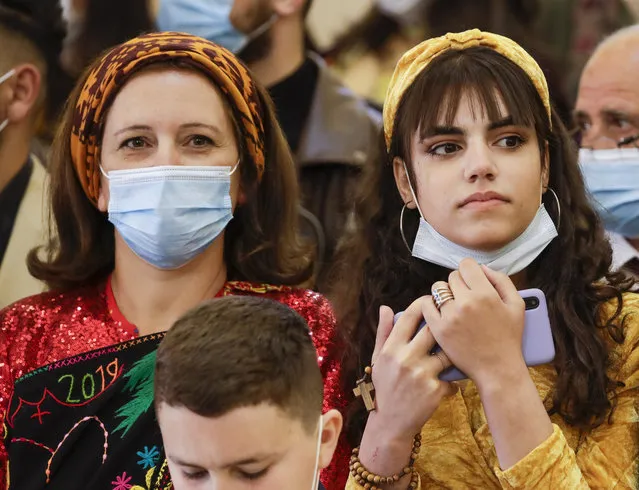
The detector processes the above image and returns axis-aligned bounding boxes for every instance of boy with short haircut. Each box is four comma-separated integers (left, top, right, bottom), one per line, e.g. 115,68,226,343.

154,296,342,490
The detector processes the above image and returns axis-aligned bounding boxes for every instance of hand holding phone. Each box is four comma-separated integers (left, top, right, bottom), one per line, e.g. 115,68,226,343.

393,289,555,381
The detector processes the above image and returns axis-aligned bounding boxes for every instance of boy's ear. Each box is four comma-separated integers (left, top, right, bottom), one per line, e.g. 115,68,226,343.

318,409,343,470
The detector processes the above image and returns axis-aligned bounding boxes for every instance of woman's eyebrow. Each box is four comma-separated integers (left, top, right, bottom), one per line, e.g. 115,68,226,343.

421,126,465,139
421,116,517,140
179,122,224,136
487,116,515,130
114,125,152,137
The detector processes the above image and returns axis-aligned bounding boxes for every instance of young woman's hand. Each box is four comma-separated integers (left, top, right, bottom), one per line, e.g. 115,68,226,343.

423,258,527,390
357,297,455,480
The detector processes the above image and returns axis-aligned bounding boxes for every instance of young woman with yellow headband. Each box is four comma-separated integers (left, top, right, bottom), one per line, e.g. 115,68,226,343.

0,33,349,489
332,30,638,488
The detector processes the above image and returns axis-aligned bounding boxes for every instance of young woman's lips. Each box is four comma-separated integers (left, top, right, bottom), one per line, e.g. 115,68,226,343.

462,199,507,210
459,192,509,210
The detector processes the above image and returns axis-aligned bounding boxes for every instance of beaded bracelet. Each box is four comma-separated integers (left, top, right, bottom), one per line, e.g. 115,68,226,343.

349,433,421,489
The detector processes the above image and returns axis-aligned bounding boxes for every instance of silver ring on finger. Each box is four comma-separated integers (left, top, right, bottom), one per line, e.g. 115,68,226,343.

432,285,455,311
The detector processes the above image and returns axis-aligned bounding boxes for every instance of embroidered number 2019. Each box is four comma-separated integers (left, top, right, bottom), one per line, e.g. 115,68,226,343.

57,359,120,404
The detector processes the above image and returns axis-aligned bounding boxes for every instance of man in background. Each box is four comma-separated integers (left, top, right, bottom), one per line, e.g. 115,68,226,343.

575,24,639,279
0,1,69,307
59,0,157,76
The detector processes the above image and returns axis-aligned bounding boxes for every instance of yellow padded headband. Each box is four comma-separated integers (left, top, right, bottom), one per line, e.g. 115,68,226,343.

383,29,551,150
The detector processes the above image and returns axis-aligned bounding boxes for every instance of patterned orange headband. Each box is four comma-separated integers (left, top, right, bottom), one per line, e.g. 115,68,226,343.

383,29,552,150
70,32,266,205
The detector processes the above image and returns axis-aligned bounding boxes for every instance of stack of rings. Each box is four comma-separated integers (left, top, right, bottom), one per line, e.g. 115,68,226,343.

432,285,455,310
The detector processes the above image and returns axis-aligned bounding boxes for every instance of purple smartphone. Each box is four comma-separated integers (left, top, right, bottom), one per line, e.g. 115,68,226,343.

393,288,555,382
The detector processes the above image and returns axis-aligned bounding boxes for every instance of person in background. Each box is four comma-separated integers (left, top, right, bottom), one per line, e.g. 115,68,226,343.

0,32,347,489
331,29,638,488
59,0,156,76
575,24,639,280
537,0,635,101
157,0,382,292
0,0,71,307
155,296,342,489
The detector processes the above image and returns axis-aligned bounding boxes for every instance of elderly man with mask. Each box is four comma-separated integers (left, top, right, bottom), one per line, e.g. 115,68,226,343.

157,0,382,292
576,24,639,279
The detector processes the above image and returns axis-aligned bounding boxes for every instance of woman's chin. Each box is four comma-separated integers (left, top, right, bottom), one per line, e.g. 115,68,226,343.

440,218,529,252
443,230,516,252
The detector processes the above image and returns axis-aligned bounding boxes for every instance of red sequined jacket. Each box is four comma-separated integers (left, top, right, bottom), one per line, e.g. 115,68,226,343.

0,279,350,489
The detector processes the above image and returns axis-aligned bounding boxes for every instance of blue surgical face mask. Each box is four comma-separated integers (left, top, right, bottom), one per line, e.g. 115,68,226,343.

579,148,639,239
101,163,238,269
376,0,430,26
157,0,246,53
156,0,277,53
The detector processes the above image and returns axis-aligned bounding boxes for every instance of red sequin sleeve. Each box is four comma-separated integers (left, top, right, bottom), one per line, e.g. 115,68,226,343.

285,290,351,490
0,307,14,490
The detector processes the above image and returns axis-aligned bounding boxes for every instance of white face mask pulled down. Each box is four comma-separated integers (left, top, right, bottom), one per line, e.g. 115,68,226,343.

404,163,559,275
310,415,323,490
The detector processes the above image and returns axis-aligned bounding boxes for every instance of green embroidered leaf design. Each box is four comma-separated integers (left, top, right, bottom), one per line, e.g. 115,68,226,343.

114,350,157,437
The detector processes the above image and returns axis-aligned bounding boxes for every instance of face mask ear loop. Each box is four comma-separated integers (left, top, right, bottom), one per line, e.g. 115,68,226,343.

0,68,16,85
399,204,412,254
402,160,425,219
99,165,110,180
229,159,240,175
310,415,323,490
236,14,279,53
0,69,16,133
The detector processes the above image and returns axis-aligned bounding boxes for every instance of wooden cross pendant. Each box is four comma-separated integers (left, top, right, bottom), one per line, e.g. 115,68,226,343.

353,367,376,412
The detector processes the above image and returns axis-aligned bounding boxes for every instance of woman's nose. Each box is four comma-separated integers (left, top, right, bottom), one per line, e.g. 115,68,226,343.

462,143,498,181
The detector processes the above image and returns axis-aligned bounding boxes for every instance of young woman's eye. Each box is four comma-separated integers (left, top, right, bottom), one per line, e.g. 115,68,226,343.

496,135,525,148
183,470,208,481
120,136,148,149
428,142,461,156
188,135,214,147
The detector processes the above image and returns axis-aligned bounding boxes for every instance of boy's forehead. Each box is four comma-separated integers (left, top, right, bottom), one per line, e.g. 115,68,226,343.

158,402,313,464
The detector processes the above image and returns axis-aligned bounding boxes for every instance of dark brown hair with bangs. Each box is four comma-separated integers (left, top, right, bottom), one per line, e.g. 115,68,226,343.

392,47,547,188
330,46,633,446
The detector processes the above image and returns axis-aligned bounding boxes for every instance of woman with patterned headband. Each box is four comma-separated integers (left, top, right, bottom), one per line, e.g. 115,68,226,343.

0,32,349,489
331,30,639,488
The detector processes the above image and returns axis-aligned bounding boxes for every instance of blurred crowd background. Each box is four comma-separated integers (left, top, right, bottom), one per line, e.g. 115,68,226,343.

312,0,638,114
4,0,639,148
